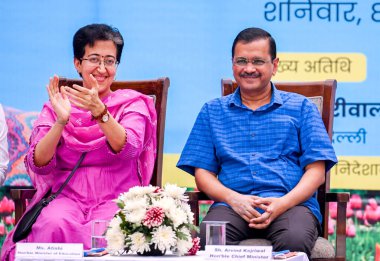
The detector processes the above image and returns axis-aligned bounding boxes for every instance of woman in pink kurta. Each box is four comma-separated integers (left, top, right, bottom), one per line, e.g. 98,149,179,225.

1,24,156,261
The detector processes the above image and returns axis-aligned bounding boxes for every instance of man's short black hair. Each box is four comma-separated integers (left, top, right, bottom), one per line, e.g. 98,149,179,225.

232,27,276,61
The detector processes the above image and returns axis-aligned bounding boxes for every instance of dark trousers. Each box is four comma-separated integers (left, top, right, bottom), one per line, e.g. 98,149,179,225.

200,205,319,257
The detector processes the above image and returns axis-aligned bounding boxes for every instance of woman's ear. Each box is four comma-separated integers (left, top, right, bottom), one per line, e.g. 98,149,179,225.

74,58,81,74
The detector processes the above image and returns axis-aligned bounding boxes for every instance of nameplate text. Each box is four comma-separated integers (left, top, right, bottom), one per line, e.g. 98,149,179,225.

205,245,272,260
15,243,83,260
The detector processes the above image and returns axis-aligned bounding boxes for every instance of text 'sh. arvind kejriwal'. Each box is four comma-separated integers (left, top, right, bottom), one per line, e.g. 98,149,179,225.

209,247,270,259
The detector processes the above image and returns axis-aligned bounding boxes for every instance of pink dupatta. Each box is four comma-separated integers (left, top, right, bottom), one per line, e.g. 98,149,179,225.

1,89,157,260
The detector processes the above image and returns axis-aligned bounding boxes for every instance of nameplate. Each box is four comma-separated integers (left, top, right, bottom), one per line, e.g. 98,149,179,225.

205,245,272,260
15,243,83,260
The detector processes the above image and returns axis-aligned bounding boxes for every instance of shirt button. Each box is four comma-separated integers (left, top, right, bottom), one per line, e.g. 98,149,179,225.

251,133,255,137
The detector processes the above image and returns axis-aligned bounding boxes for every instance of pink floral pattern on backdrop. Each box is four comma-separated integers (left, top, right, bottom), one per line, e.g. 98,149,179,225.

3,106,38,186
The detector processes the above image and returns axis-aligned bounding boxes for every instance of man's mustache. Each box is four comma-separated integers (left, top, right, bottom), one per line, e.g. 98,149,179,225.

240,72,260,77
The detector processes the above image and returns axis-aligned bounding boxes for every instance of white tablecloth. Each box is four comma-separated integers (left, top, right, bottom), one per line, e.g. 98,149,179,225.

83,251,309,261
16,251,309,261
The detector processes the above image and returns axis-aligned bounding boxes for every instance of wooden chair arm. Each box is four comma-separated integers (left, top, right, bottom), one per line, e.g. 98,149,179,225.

10,188,37,224
10,188,37,200
186,191,210,226
325,192,350,259
187,190,210,201
325,192,350,203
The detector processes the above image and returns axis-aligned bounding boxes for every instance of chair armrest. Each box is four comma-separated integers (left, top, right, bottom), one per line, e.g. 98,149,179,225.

325,192,350,259
325,192,350,203
10,188,37,224
186,191,211,226
10,188,37,200
187,190,210,201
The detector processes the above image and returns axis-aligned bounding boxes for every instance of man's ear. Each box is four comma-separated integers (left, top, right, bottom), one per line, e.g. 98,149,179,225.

272,58,279,76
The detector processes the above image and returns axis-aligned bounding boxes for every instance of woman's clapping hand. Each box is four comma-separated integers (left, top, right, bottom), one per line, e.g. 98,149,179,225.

46,75,71,124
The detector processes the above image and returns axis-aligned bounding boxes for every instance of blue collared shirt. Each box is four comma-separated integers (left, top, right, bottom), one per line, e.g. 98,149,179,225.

177,83,337,224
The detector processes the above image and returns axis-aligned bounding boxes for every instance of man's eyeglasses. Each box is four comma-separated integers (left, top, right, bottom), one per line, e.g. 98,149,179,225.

233,57,271,67
81,55,119,67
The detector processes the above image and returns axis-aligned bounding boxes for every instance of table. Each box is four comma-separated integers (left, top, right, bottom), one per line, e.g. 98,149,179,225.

15,243,309,260
83,251,309,261
15,250,308,261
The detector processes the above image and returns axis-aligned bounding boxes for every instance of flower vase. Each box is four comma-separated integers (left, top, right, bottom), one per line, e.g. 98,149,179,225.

137,245,166,256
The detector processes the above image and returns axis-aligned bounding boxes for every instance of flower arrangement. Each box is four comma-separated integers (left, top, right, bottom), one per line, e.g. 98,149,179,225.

105,184,200,256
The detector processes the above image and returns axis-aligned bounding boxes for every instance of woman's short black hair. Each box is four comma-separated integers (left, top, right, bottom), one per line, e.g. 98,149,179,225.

73,24,124,63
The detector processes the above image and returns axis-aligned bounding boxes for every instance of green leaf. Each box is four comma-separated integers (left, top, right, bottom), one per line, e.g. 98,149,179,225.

116,201,125,209
176,231,189,241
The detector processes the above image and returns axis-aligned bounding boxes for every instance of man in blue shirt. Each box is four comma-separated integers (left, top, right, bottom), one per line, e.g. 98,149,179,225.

177,27,337,256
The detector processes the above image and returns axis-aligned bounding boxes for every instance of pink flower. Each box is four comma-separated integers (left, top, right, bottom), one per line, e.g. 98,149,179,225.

154,187,163,193
0,197,15,214
329,202,337,219
350,194,362,209
355,210,364,221
368,198,378,210
328,218,335,235
364,205,378,224
4,216,14,225
142,207,165,228
376,207,380,221
346,205,354,218
346,223,356,237
187,237,200,255
346,219,356,237
0,223,5,236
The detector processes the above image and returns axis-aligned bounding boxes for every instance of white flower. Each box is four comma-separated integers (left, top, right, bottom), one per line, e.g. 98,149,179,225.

176,238,193,256
108,185,199,256
162,184,188,201
178,226,191,239
123,197,147,212
125,208,146,224
152,196,176,213
181,202,195,224
151,225,177,252
167,206,188,228
128,232,150,254
126,185,158,199
105,217,125,252
174,226,192,255
115,192,128,208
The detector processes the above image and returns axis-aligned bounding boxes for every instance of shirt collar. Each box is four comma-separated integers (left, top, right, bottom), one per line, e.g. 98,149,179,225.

228,82,283,109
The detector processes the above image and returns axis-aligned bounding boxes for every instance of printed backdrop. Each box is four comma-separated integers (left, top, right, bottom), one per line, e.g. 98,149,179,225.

0,1,379,260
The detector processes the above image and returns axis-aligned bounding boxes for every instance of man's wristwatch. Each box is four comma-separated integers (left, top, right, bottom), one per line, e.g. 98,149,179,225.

91,104,109,123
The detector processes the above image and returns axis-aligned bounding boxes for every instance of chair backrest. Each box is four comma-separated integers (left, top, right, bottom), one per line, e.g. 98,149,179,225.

59,77,170,187
221,78,337,238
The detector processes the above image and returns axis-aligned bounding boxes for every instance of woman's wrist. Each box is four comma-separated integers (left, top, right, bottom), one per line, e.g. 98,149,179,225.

91,103,107,121
91,100,105,117
56,118,69,126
